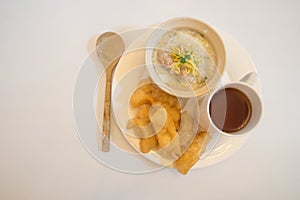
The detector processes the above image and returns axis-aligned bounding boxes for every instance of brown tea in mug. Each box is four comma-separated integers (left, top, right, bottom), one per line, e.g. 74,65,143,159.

209,88,252,133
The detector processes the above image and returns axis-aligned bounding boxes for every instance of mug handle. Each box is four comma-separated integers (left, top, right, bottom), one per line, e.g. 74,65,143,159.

239,71,258,86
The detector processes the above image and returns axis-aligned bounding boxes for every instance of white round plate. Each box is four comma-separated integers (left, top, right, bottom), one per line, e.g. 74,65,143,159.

73,27,261,173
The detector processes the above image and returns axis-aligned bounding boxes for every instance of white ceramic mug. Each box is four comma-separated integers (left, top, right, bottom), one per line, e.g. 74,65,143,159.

199,73,263,136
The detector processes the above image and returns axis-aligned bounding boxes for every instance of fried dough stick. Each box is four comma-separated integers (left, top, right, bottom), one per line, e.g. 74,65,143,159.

175,131,211,175
129,83,181,153
140,136,157,153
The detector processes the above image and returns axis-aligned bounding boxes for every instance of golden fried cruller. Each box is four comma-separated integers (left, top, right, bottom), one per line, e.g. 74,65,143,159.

129,83,181,152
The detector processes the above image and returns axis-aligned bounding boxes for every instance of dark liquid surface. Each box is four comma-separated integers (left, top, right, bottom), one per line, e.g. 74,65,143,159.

209,88,252,133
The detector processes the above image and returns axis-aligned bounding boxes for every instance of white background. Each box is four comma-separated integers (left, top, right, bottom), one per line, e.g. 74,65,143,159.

1,0,299,199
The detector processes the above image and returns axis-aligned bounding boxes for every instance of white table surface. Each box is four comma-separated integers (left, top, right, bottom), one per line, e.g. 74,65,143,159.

1,0,299,199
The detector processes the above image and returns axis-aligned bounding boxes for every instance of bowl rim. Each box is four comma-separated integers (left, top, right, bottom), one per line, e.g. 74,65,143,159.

145,17,226,98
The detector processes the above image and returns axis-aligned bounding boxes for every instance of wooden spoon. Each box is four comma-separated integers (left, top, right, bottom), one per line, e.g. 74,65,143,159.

96,32,125,152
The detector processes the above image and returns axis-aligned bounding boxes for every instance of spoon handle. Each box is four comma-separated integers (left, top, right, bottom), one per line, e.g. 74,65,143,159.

102,69,113,152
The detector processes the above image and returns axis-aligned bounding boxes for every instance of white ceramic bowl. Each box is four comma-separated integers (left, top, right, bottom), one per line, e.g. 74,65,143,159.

146,17,226,98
